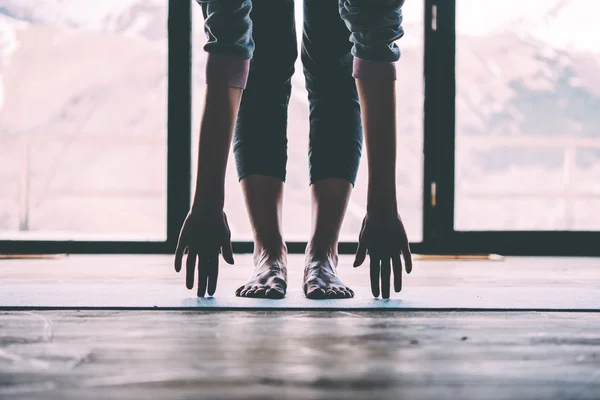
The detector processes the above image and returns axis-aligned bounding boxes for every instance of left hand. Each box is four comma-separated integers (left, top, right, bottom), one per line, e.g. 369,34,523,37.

353,212,413,298
174,209,234,297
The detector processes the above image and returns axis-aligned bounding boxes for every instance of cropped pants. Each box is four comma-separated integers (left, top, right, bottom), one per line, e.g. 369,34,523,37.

198,0,405,185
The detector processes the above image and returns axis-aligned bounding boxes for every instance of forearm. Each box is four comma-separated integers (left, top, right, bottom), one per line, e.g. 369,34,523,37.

340,0,404,215
192,86,243,212
192,0,253,213
357,79,398,216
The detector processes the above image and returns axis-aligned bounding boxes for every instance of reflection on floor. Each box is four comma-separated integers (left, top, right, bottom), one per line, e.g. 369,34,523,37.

1,255,599,399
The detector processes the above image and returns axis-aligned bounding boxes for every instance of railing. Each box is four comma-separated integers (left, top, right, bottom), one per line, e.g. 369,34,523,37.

0,134,165,232
456,135,600,229
1,134,599,232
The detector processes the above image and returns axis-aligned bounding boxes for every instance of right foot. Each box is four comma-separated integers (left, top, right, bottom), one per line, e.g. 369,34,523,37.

303,248,354,299
235,251,287,299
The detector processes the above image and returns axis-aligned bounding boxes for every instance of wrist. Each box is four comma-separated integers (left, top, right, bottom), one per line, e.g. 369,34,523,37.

367,186,397,216
191,192,224,215
366,203,398,219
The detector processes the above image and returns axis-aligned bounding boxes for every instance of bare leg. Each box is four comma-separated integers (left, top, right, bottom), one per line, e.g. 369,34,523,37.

235,175,287,299
303,179,355,299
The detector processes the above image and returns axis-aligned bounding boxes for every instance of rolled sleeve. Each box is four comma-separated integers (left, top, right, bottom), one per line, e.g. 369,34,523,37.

339,0,405,81
198,0,255,60
197,0,254,88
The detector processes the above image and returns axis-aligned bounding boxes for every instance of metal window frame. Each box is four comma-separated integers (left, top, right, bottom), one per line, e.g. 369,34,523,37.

431,0,600,257
2,0,598,257
0,0,192,255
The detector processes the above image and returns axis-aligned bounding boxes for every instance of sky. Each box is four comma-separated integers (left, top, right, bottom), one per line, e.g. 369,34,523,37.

456,0,599,53
1,0,597,51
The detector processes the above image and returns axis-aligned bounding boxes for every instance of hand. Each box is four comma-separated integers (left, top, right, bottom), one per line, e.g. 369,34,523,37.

353,212,412,298
174,209,234,297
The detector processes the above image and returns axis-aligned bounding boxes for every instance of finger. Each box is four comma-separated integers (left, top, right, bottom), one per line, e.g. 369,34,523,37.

221,240,235,265
381,258,391,299
354,239,368,267
403,242,413,274
392,254,403,292
185,251,196,290
174,245,185,272
370,254,380,298
207,253,219,296
354,218,368,268
197,255,209,297
221,214,235,265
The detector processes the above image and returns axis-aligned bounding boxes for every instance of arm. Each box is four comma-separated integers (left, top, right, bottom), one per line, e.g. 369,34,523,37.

357,78,398,218
340,0,413,298
175,0,253,297
193,0,253,212
192,84,243,213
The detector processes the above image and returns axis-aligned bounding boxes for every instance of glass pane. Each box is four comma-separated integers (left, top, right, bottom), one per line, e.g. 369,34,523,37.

455,0,600,231
0,0,168,241
192,1,424,243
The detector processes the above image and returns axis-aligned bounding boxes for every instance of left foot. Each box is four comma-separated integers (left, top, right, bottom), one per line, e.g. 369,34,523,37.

303,251,354,299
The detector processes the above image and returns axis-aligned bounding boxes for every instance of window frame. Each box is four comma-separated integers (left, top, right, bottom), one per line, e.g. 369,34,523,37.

2,0,598,257
431,0,600,257
0,0,192,255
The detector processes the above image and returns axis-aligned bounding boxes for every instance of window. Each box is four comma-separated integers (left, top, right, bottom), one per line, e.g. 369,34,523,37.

455,0,600,231
0,0,168,241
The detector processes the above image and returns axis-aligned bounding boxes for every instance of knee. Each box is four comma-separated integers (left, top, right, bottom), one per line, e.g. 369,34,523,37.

250,45,298,86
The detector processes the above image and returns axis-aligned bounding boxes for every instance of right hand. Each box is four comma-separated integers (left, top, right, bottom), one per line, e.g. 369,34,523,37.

174,209,235,297
353,212,412,299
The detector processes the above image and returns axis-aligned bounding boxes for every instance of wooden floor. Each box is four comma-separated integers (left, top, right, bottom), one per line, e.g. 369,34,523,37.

1,255,599,399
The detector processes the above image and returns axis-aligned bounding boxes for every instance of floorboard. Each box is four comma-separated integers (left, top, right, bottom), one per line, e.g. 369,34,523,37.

1,255,599,399
0,311,599,400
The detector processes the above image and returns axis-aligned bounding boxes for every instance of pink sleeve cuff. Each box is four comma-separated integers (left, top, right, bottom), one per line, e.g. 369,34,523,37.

353,58,397,81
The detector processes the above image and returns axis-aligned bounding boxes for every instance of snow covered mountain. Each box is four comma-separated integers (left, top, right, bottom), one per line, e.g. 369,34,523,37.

0,0,167,39
0,0,598,236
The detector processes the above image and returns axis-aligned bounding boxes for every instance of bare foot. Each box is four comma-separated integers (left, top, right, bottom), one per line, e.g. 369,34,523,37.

303,251,354,299
235,251,287,299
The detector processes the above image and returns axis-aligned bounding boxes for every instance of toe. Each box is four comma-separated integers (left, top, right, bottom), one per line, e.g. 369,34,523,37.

253,286,267,298
235,286,245,296
344,289,354,298
306,287,326,299
266,287,285,299
245,286,259,297
239,286,252,297
325,286,341,299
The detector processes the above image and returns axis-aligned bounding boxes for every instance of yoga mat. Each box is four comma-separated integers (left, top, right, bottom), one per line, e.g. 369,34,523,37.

1,284,598,311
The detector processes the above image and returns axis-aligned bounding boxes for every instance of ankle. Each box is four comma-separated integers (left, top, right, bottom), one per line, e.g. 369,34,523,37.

254,241,287,263
305,242,338,264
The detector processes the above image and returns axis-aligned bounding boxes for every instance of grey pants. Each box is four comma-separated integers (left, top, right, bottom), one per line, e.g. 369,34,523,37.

197,0,405,184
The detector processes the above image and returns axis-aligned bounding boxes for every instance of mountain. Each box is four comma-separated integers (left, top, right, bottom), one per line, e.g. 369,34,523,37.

0,0,166,39
0,0,598,237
